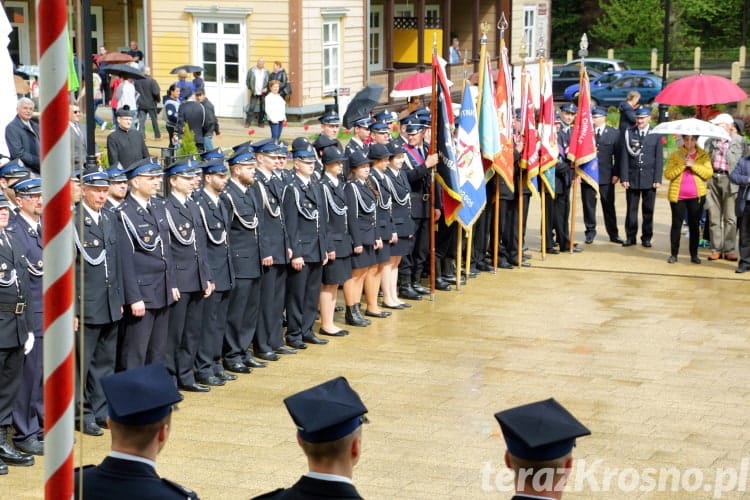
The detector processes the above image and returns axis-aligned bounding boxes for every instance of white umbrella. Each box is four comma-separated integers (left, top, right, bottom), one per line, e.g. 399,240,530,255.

651,118,730,141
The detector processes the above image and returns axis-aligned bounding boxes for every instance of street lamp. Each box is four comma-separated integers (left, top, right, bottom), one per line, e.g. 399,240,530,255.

658,0,671,123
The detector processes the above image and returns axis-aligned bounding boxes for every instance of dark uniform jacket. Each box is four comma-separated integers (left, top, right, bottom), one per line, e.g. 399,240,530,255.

253,170,290,264
319,173,352,258
106,127,149,170
401,143,432,219
253,475,363,500
9,216,42,321
193,189,234,292
345,180,377,248
220,179,262,279
176,100,205,145
369,170,396,241
74,456,198,500
595,125,621,184
619,126,664,190
384,167,415,238
116,194,176,309
73,204,124,325
4,116,40,173
282,175,329,263
0,228,33,348
555,125,573,193
165,194,211,293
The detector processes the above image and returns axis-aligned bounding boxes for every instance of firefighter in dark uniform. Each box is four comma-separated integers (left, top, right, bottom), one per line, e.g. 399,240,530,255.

314,111,344,178
620,106,663,247
0,159,31,216
104,166,128,212
252,139,294,359
8,178,44,454
72,168,124,437
343,117,372,179
283,140,330,349
163,160,213,392
74,364,198,500
192,158,238,387
116,158,178,370
583,107,623,244
0,190,35,473
252,377,367,500
399,121,438,297
220,148,267,371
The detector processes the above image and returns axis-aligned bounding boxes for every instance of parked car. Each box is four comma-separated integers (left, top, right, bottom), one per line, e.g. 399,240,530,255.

563,70,655,101
588,73,662,107
562,58,631,74
552,65,602,100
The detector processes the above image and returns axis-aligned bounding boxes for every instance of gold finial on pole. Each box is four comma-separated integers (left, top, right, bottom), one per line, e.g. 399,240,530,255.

519,39,528,63
480,22,490,45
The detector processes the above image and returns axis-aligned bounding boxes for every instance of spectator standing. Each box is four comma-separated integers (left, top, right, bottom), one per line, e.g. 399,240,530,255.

96,46,111,103
449,38,461,64
163,85,180,150
134,67,162,140
245,59,269,127
265,80,286,142
109,75,122,125
196,89,219,151
269,61,290,99
125,40,144,70
106,108,149,170
618,91,640,134
69,103,87,170
175,90,206,152
729,155,750,273
174,70,193,102
5,98,41,174
91,68,107,130
192,72,204,94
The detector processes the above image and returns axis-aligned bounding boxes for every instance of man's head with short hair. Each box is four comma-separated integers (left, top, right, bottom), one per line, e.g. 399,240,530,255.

17,97,34,121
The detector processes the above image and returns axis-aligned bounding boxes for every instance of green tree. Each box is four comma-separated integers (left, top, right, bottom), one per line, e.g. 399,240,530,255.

589,0,665,49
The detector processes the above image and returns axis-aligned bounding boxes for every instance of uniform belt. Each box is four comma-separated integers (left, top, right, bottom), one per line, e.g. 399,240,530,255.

0,302,26,314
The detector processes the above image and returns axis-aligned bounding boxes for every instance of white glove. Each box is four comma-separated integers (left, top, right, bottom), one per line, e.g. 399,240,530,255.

24,332,34,355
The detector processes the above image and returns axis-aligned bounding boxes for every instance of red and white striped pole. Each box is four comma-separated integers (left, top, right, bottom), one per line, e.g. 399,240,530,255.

38,0,74,498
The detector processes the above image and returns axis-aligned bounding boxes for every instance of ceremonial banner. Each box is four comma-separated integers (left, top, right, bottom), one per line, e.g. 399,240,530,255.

493,42,515,189
431,54,462,223
518,70,539,196
538,60,558,196
454,83,488,228
478,59,502,181
567,67,599,190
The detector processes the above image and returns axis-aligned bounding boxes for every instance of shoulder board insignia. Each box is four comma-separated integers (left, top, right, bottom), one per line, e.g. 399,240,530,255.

161,478,199,499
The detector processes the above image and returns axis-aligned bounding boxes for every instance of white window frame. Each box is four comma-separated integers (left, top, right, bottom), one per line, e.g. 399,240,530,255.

394,4,414,18
5,1,30,65
522,6,536,59
425,5,440,21
369,6,384,72
90,6,104,54
322,18,341,92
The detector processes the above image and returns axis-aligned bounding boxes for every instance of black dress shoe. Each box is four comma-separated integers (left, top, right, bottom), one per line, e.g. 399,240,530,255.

412,282,431,295
667,255,677,264
287,340,307,349
0,442,34,466
570,245,583,253
302,334,329,345
381,303,405,310
223,361,251,374
255,351,281,361
642,240,652,248
244,358,268,368
435,279,452,291
217,371,238,381
398,285,422,300
76,421,103,437
498,261,513,269
319,327,348,336
179,383,210,393
15,437,43,456
364,310,391,318
546,248,560,254
275,345,298,354
735,266,748,274
610,237,624,244
691,256,702,264
476,261,494,272
0,461,7,475
95,419,109,429
196,375,226,386
585,236,594,244
622,240,636,247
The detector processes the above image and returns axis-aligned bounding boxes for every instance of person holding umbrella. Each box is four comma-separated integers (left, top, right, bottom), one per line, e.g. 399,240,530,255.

664,135,713,264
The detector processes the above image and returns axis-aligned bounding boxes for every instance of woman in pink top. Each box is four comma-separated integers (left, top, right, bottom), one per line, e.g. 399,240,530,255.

664,135,713,263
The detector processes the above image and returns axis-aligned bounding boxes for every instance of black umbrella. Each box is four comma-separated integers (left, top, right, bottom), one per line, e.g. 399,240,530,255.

342,83,384,129
104,64,145,80
170,65,204,75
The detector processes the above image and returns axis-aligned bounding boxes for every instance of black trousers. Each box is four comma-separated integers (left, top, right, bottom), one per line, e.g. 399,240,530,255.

224,277,261,363
739,206,750,268
582,182,620,240
166,291,204,386
402,217,430,281
12,331,43,442
285,262,323,343
256,265,287,352
118,307,169,371
670,197,704,258
246,94,266,125
625,188,657,243
137,108,161,138
75,322,118,425
0,346,24,426
544,189,570,249
195,290,231,379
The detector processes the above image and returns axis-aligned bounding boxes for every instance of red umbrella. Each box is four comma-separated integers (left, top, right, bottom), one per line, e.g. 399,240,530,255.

654,74,748,106
390,71,452,98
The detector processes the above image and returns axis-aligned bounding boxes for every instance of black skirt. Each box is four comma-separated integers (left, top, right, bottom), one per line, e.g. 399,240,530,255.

322,255,353,285
351,245,376,269
374,241,390,264
391,236,412,257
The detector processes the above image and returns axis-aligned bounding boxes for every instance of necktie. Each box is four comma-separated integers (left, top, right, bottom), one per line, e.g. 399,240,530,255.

596,129,601,139
36,224,42,238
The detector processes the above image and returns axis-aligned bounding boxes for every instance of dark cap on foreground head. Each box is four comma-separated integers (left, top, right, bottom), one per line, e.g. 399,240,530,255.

321,146,345,165
101,364,183,425
82,167,110,186
292,138,316,161
124,158,162,179
387,143,405,156
348,151,371,169
165,159,199,178
252,138,281,155
560,103,578,114
368,143,391,160
373,110,395,123
635,106,651,117
314,135,338,151
198,158,228,175
0,159,30,179
352,116,373,128
228,149,256,166
106,167,127,182
405,123,424,135
13,177,41,195
116,106,133,118
495,398,590,461
369,121,390,134
284,377,368,443
0,191,11,210
591,107,607,117
319,111,341,125
200,148,225,161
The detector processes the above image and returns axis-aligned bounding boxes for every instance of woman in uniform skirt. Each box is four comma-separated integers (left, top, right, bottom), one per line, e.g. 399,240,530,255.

366,144,400,314
342,151,381,327
318,145,352,336
380,142,415,309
